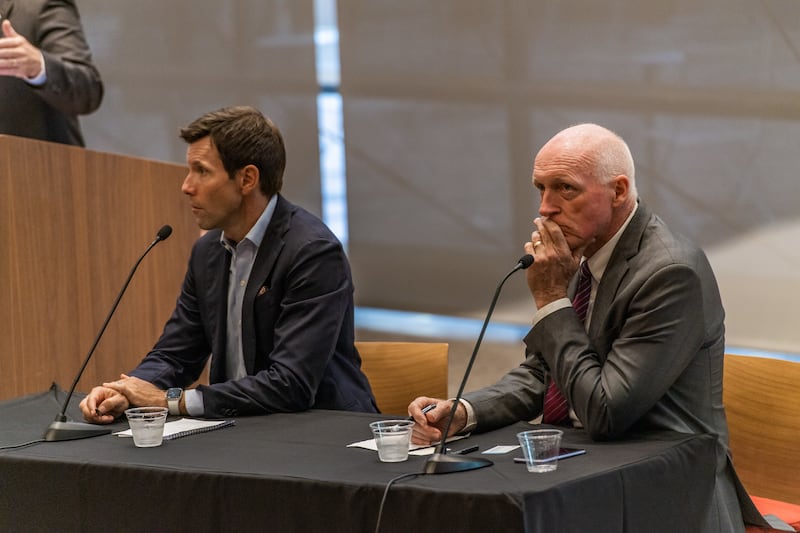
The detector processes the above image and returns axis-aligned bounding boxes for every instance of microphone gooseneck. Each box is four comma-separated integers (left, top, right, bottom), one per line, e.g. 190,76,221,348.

423,254,533,474
44,226,173,442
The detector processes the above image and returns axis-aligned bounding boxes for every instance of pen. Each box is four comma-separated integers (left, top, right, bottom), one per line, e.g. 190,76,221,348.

453,445,479,455
408,403,437,421
421,403,437,415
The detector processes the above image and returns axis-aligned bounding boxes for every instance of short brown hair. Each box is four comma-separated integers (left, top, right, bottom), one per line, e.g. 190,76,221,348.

179,106,286,197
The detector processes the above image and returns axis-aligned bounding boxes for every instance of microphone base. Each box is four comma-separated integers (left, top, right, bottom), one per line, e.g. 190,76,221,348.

44,420,111,442
423,452,493,475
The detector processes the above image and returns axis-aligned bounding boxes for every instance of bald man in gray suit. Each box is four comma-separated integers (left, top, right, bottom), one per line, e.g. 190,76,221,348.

409,124,769,532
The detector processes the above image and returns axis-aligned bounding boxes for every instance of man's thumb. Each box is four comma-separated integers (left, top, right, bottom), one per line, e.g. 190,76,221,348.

1,19,18,38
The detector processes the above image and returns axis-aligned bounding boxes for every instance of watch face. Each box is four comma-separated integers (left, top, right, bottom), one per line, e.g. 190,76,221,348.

166,388,182,400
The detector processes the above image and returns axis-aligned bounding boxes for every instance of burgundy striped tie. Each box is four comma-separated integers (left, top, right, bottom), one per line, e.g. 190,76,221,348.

542,261,592,425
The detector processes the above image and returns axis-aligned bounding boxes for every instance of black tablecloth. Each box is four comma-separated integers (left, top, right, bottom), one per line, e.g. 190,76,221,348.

0,387,716,533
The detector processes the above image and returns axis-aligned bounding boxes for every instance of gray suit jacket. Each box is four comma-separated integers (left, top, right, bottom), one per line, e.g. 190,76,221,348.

464,201,767,532
0,0,103,146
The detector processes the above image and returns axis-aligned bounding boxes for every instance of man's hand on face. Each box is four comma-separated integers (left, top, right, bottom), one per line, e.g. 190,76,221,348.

525,217,591,308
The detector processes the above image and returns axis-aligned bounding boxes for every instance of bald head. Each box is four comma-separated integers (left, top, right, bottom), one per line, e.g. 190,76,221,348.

532,124,638,257
538,123,637,197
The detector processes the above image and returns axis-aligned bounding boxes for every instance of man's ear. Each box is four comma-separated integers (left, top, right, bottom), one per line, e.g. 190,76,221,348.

238,164,260,195
611,174,630,207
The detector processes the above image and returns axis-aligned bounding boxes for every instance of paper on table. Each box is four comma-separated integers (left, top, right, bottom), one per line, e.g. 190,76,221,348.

484,444,520,454
347,434,468,456
115,418,234,440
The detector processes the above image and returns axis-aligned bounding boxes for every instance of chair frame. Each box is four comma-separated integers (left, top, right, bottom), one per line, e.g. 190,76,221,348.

724,353,800,505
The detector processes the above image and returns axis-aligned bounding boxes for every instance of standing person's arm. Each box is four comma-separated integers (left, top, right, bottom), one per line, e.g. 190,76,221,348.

0,0,103,114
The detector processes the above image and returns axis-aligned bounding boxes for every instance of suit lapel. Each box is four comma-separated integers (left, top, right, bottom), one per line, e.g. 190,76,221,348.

205,233,232,384
587,201,652,339
240,195,291,373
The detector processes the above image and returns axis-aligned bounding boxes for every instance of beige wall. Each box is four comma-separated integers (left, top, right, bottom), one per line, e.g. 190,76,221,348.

77,1,800,355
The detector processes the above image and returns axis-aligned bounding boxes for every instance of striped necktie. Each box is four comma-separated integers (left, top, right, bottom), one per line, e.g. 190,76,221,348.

541,261,592,425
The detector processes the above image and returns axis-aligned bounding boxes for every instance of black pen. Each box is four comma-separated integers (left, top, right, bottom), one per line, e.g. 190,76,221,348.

408,403,437,421
453,445,479,455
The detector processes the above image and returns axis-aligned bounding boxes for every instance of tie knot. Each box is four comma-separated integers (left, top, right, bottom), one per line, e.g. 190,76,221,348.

579,260,592,280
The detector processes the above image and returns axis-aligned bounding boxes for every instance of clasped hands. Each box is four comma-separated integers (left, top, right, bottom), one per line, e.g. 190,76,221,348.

0,20,45,80
79,374,167,424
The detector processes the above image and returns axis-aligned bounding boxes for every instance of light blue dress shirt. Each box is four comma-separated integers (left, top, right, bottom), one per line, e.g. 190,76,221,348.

183,195,278,416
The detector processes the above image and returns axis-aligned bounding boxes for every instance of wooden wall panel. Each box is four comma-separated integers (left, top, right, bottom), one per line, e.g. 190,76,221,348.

0,135,199,401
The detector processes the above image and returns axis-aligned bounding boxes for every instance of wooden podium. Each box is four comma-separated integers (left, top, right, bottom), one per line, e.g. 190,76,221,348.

0,135,199,401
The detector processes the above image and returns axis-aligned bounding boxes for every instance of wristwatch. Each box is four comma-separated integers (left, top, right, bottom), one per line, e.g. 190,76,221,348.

166,388,183,416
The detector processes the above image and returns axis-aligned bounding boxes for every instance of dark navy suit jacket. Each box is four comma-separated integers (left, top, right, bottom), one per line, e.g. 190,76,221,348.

130,195,377,417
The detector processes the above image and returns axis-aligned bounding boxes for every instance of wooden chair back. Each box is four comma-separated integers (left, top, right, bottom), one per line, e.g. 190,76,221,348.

723,353,800,504
356,341,449,416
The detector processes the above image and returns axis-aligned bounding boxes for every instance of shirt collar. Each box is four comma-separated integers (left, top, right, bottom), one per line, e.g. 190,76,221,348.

584,202,638,282
220,194,278,251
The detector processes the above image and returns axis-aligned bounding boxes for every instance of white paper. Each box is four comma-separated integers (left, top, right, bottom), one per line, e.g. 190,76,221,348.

483,445,519,454
347,434,468,456
114,418,230,438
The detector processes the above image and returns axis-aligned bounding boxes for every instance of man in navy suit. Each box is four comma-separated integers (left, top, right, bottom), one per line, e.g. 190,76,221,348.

80,106,377,421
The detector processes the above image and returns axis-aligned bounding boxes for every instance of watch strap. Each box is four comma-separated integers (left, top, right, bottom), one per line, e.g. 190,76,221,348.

166,388,183,416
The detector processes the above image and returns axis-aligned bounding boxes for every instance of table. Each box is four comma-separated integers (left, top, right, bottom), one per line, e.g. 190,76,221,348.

0,387,716,533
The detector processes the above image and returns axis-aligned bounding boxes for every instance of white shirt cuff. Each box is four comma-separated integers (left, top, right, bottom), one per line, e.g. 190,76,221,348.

532,297,572,327
183,389,204,417
24,53,47,86
460,398,477,433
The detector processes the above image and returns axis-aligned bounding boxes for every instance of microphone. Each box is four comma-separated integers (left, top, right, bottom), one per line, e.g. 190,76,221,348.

44,225,173,442
424,254,534,474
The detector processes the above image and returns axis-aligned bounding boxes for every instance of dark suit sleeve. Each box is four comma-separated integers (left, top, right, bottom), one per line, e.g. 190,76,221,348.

462,350,548,431
31,0,103,115
127,240,213,389
198,235,355,416
534,262,707,440
466,261,707,439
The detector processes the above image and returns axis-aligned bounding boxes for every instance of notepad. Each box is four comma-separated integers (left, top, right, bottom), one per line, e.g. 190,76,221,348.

347,434,468,456
115,418,235,440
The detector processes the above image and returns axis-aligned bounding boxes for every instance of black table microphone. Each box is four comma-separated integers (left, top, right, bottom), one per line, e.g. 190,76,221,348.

44,225,173,442
423,254,534,474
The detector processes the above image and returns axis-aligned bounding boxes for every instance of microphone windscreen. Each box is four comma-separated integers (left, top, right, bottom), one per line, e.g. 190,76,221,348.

156,225,173,241
518,254,534,269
